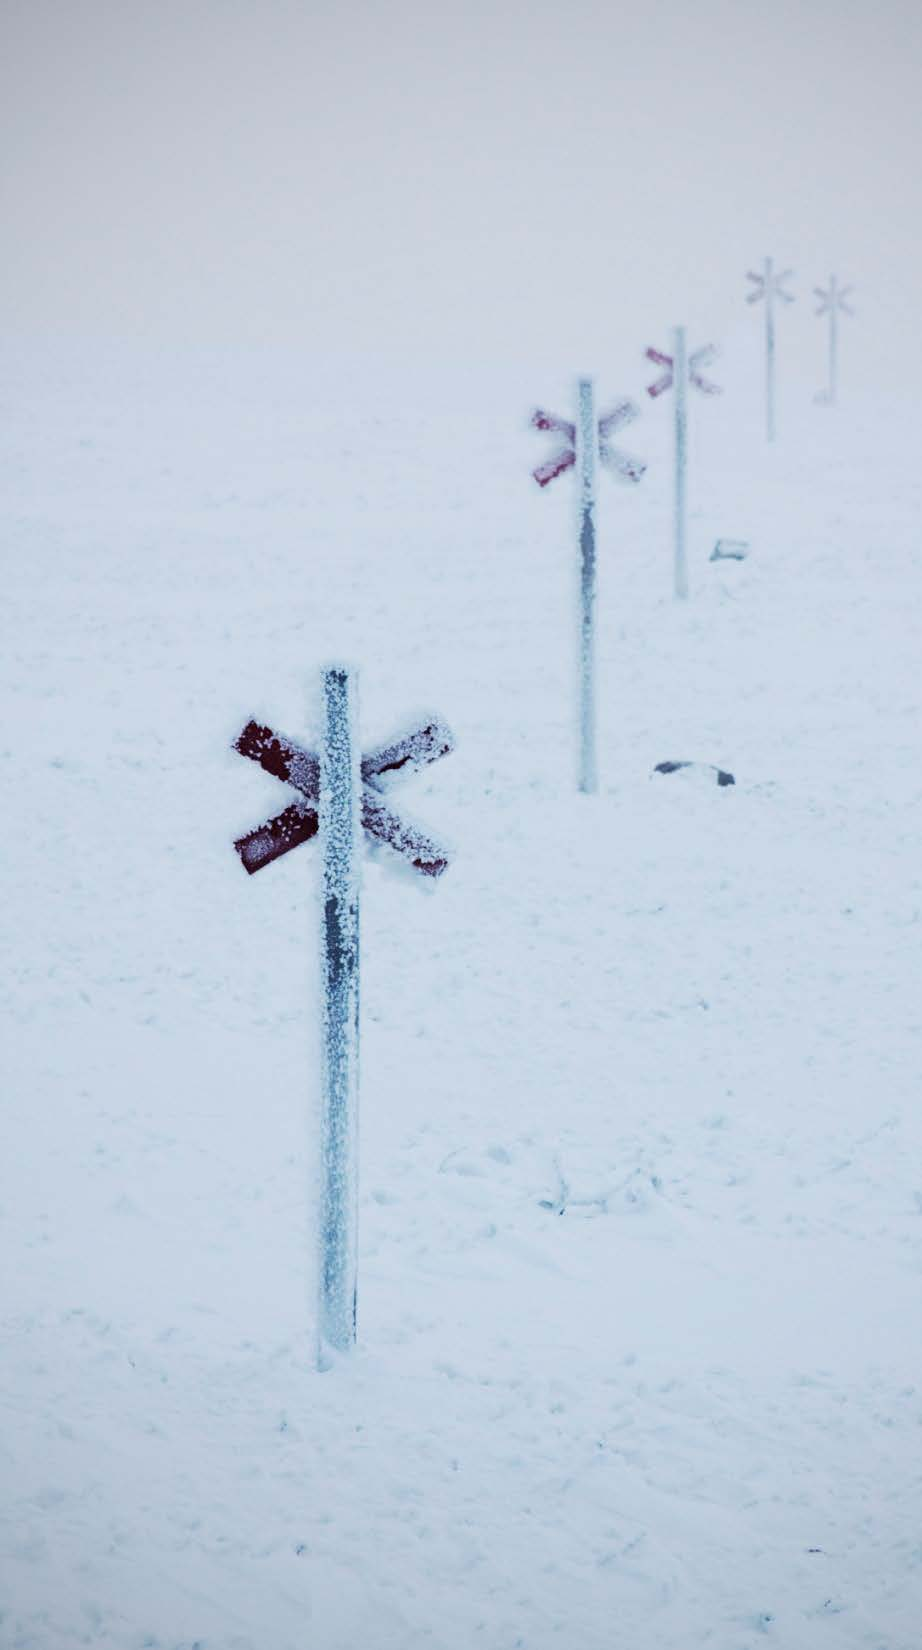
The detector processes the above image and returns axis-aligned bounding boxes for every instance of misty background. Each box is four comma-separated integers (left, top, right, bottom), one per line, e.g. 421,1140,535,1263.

2,0,918,379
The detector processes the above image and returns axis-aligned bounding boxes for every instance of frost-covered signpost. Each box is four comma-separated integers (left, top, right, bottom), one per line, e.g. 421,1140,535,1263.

746,257,795,441
318,668,359,1370
645,330,721,600
232,674,453,1368
814,276,854,406
531,380,644,793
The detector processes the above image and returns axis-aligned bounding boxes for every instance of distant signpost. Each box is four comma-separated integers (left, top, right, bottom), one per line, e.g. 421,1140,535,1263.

233,673,454,1368
746,258,795,441
645,330,721,600
814,276,854,407
531,380,645,793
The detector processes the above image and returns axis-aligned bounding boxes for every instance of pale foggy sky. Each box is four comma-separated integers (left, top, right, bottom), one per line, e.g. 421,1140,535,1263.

2,0,919,369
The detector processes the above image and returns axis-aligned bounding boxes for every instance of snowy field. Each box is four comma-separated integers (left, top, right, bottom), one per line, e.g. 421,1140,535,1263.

5,0,922,1642
3,327,922,1648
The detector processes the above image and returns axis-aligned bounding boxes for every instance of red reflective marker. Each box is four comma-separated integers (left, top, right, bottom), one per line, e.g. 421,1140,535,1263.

233,716,453,877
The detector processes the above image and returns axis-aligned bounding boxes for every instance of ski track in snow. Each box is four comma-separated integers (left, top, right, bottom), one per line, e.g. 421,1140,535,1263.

2,342,921,1649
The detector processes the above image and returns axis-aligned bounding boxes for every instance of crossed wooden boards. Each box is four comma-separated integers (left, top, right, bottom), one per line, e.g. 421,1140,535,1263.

233,716,453,878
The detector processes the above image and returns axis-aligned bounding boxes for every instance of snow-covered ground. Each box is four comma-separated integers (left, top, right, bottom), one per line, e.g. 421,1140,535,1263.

2,330,921,1647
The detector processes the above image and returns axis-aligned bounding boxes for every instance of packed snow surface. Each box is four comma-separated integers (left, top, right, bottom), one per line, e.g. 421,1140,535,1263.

3,338,921,1649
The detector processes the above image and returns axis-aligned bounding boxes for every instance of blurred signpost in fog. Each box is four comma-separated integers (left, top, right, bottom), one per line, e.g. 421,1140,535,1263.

746,257,795,441
531,380,644,794
814,276,854,407
646,329,721,600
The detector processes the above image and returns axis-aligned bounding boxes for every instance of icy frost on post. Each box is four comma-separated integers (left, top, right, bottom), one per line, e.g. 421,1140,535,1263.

318,666,361,1363
531,379,644,793
746,257,795,441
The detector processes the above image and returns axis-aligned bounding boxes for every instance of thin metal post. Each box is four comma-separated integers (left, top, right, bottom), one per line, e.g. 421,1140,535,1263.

673,326,688,600
764,256,776,442
829,275,838,406
318,665,360,1367
576,377,597,794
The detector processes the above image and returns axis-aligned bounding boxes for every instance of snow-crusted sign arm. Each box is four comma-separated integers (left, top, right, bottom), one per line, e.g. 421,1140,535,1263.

233,718,320,796
645,347,673,399
235,800,318,874
597,398,646,482
362,718,455,785
361,793,450,878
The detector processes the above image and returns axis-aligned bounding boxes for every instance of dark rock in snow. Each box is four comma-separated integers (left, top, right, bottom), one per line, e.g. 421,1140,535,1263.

654,760,735,787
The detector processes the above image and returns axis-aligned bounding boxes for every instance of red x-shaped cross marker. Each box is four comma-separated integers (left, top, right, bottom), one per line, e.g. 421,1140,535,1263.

645,348,674,399
530,402,645,487
233,717,454,877
645,345,721,398
530,408,577,486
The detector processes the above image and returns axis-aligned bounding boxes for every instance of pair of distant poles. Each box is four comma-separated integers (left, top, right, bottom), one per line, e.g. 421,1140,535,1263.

747,256,854,435
532,341,713,792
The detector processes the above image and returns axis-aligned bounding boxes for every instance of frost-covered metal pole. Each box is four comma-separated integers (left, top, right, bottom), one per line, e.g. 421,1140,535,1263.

814,276,853,407
531,384,644,789
828,278,838,406
673,326,688,600
576,376,597,794
646,334,718,600
764,256,776,443
318,665,360,1365
747,258,793,440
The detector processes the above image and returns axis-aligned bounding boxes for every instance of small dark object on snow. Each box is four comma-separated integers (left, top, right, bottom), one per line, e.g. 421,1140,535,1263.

710,538,750,561
654,760,735,787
